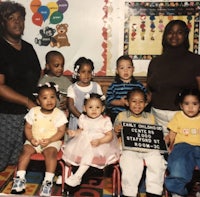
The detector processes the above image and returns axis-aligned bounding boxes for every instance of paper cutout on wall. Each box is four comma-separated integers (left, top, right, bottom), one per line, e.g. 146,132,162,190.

31,0,68,26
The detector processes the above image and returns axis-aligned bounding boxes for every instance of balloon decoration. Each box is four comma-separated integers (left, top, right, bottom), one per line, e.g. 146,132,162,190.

31,0,68,26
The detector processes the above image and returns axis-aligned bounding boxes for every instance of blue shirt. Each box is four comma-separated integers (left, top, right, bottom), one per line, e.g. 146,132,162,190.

106,77,146,115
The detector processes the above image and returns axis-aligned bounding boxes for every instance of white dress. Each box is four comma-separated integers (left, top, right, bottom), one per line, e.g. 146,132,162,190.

62,114,120,169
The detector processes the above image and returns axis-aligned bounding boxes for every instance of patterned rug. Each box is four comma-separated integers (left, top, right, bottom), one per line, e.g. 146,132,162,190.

0,164,114,197
1,164,200,197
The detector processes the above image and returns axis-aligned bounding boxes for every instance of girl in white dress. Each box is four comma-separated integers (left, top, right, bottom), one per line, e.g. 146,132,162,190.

67,57,103,130
62,93,120,187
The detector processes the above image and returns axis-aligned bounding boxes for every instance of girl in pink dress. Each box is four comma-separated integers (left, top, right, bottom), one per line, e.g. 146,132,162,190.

62,93,120,187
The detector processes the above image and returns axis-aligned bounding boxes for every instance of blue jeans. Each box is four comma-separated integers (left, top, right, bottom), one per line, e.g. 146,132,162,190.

165,143,200,195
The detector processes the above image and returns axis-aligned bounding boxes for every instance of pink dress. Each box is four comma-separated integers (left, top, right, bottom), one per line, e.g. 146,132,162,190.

62,114,120,169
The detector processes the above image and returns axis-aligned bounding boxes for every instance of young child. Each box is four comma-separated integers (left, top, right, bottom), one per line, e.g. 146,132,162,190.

62,93,120,187
39,51,71,112
67,57,103,130
165,88,200,197
106,55,146,123
11,82,68,196
114,88,166,197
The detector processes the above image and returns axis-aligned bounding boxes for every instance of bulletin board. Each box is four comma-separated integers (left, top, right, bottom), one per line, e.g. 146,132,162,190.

1,0,200,76
124,1,200,60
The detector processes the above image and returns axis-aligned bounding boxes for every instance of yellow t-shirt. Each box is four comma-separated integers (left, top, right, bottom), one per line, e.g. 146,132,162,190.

167,111,200,146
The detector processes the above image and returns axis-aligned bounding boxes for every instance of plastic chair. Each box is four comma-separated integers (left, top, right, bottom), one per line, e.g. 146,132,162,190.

14,149,65,195
112,162,121,197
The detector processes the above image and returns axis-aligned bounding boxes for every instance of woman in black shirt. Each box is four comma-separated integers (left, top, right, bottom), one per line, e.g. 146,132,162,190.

0,1,41,171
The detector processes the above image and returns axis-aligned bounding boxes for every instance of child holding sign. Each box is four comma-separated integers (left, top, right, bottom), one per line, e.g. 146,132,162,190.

165,88,200,197
114,88,166,197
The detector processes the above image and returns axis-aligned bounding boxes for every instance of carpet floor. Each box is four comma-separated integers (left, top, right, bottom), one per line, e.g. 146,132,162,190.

0,162,200,197
0,163,115,197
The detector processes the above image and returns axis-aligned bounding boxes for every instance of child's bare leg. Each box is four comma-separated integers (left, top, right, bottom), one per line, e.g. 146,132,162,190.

43,147,58,173
17,144,36,171
11,144,35,194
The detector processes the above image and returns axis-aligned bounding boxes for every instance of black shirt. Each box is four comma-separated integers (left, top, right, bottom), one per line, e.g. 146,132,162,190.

0,37,41,114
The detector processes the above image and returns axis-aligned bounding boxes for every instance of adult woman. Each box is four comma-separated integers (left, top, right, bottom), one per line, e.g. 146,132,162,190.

147,20,200,137
0,1,41,171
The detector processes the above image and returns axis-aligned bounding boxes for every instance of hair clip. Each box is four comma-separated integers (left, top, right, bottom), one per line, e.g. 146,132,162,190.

45,82,51,87
85,93,90,99
74,65,80,72
54,84,59,92
33,93,38,97
73,65,80,79
38,83,59,93
100,95,106,101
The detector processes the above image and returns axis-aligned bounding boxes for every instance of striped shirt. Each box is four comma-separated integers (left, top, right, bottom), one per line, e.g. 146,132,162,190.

106,77,146,115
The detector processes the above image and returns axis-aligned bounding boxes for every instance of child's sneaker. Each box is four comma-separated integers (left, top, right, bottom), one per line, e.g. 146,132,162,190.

39,180,53,197
11,176,26,194
172,194,184,197
56,175,62,185
56,171,73,185
65,174,81,187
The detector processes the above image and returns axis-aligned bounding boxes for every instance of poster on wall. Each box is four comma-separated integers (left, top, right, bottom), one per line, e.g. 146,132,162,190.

124,1,200,58
124,1,200,76
7,0,114,76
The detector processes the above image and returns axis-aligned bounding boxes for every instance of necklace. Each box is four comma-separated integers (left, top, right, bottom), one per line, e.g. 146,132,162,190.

4,37,22,46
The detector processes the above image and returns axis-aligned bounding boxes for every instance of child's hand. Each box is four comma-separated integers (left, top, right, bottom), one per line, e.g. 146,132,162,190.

114,124,122,135
90,139,101,147
30,138,39,146
59,96,67,110
39,138,50,148
67,130,76,137
164,134,170,145
120,96,127,106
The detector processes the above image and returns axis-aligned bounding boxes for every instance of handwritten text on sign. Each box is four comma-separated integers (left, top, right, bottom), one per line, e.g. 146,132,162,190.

121,122,167,153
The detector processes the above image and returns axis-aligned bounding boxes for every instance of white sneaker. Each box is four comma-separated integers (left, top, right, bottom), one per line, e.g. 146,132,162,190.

172,194,184,197
65,174,81,187
39,180,53,196
56,175,62,185
11,176,26,194
56,170,73,185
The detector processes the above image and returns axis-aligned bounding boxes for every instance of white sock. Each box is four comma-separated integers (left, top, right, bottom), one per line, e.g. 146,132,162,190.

43,172,54,183
74,165,89,178
16,170,26,179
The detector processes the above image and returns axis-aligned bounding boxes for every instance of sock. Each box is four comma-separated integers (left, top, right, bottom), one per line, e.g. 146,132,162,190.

74,165,89,178
43,172,54,183
16,170,26,179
